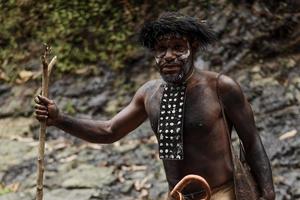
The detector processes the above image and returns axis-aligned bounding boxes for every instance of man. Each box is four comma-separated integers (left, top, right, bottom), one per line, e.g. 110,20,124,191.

34,12,275,200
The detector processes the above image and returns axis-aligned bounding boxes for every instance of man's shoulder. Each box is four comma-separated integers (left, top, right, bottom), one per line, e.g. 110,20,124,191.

139,79,163,92
198,70,238,89
195,70,245,109
196,70,242,101
134,79,163,99
209,72,245,106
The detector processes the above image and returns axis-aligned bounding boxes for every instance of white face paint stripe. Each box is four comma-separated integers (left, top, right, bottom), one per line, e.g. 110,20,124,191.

178,41,190,60
155,41,191,66
155,56,160,65
178,49,190,60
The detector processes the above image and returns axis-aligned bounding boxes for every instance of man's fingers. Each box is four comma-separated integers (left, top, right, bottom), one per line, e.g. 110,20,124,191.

35,113,48,121
37,95,53,105
34,96,40,104
35,104,47,111
35,110,48,115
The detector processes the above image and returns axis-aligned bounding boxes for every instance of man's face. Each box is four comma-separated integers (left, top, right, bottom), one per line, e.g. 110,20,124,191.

153,34,193,84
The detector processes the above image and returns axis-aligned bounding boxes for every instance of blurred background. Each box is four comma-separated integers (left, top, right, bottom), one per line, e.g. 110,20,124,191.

0,0,299,199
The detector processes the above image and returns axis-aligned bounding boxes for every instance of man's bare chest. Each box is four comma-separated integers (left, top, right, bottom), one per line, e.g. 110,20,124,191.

145,84,221,139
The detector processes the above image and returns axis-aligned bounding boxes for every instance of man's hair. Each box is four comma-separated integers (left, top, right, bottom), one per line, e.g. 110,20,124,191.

138,12,216,51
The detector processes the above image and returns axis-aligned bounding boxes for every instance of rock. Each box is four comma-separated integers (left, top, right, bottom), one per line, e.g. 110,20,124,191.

84,77,111,95
0,84,35,117
44,188,96,200
51,76,111,98
18,172,36,190
0,192,32,200
75,147,109,165
0,140,35,172
113,143,138,154
87,91,110,112
0,84,11,95
88,188,112,199
60,165,116,188
104,99,120,114
291,182,300,198
0,117,35,139
24,58,40,71
126,121,153,140
2,159,37,189
17,70,34,83
148,181,168,200
120,180,134,193
125,171,147,180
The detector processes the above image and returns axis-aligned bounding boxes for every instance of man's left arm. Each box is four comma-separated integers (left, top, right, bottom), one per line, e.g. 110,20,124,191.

218,75,275,200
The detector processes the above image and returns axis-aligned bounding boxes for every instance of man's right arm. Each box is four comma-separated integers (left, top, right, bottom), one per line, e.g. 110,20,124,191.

34,83,149,144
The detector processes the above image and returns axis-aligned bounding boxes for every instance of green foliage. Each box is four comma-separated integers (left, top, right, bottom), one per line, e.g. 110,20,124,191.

0,183,12,195
63,100,76,115
0,187,11,195
0,0,184,81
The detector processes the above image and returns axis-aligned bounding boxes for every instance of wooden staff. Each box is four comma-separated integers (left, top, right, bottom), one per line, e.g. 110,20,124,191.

36,44,56,200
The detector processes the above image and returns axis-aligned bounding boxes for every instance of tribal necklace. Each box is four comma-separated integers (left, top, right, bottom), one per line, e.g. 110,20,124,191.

158,69,194,160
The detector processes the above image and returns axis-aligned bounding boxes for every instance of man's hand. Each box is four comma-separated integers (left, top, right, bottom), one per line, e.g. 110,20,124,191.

34,95,60,126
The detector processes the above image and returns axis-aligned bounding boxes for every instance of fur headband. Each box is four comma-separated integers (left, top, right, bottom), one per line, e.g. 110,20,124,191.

138,12,216,50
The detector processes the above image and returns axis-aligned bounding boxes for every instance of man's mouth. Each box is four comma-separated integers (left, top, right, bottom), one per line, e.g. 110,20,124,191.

162,64,181,74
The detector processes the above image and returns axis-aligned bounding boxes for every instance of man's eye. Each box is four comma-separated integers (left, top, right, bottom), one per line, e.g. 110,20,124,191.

174,45,184,51
157,47,166,52
154,47,166,56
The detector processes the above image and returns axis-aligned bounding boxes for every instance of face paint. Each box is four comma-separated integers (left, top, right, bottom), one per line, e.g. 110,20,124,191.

153,35,193,84
178,45,190,60
155,56,160,65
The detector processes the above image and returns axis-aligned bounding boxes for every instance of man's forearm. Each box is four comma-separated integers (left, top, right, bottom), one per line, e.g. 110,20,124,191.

247,139,275,200
53,113,114,143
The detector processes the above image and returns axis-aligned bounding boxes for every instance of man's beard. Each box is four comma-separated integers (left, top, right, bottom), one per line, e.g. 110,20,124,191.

161,69,185,84
159,59,193,84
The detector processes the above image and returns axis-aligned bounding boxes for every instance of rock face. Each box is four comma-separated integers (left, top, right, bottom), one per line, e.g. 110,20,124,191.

60,165,116,188
0,1,299,200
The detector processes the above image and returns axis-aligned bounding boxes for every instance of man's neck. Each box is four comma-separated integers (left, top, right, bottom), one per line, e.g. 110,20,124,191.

165,67,195,86
183,67,195,84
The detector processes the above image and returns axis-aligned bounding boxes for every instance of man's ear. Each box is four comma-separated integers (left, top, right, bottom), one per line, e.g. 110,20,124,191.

190,40,199,52
188,40,198,61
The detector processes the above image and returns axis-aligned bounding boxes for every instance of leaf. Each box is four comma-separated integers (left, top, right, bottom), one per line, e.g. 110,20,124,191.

279,129,297,140
0,70,9,81
16,70,34,83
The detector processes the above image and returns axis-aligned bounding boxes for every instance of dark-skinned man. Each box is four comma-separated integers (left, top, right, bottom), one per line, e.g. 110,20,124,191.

34,12,275,200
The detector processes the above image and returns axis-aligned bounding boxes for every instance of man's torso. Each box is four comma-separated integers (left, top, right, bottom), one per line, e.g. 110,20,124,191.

143,70,234,194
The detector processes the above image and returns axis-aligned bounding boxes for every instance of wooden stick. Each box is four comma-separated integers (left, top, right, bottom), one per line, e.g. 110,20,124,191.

35,56,57,96
36,44,52,200
47,56,57,78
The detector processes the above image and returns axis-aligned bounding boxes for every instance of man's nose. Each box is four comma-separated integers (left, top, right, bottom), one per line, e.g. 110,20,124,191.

164,48,176,62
